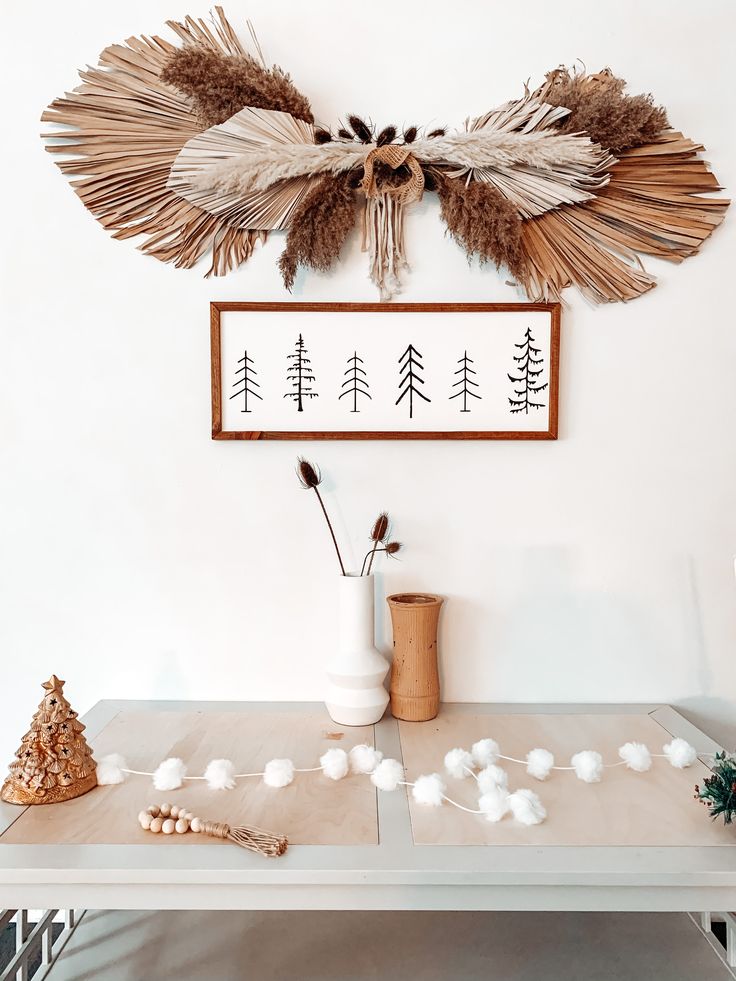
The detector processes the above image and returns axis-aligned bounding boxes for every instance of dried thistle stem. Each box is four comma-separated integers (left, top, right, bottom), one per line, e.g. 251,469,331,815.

297,458,346,576
365,513,389,576
313,485,346,576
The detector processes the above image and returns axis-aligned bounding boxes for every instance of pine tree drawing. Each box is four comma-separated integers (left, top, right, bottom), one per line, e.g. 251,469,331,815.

508,326,548,414
284,333,318,411
229,349,262,413
339,351,372,412
0,675,97,805
449,351,481,412
396,344,431,419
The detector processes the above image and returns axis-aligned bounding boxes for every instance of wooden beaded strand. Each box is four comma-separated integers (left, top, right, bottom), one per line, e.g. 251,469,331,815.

138,803,288,857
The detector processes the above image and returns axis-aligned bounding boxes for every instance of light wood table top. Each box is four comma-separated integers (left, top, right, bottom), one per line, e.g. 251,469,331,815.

0,700,734,912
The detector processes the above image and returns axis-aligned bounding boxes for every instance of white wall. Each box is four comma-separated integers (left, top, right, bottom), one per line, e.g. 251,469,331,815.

1,0,734,763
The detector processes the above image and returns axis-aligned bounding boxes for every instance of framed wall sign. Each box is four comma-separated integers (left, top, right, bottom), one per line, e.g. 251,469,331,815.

211,302,560,441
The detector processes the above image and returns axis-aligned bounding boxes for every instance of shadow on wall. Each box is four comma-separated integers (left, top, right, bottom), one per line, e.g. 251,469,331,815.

676,697,736,753
437,546,716,712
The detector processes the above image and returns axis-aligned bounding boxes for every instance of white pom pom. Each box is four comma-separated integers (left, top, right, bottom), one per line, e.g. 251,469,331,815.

477,764,509,793
263,758,295,788
571,750,603,783
471,738,500,767
349,744,383,774
508,788,546,826
203,759,235,790
618,742,652,773
411,773,445,807
526,748,555,781
478,785,510,822
153,757,187,791
370,758,404,792
97,753,127,785
444,748,474,779
663,738,697,769
320,748,349,781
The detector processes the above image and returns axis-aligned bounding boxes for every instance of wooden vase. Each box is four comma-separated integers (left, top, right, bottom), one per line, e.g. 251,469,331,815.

387,593,444,722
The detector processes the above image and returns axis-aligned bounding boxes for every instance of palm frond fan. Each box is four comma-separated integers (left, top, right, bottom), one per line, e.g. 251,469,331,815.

42,7,728,301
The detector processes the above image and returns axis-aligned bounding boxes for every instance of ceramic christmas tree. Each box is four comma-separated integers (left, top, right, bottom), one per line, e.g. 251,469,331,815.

1,675,97,805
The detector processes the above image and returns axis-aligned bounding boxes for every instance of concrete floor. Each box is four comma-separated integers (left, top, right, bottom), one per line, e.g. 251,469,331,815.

45,910,732,980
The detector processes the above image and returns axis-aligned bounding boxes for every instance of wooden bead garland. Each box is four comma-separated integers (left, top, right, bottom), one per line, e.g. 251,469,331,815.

138,803,288,857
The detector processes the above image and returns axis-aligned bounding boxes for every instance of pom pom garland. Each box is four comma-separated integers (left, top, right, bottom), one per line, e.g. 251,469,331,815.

508,788,547,826
349,744,383,775
618,742,652,773
444,747,475,779
319,748,349,781
263,758,295,788
97,753,127,785
204,759,236,791
478,785,511,823
411,773,446,807
471,738,500,768
153,757,187,791
370,758,404,792
571,750,603,783
477,764,509,793
526,748,555,781
663,738,697,769
101,730,700,836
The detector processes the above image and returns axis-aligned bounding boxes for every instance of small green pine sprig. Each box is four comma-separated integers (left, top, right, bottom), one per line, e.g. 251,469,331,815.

694,752,736,825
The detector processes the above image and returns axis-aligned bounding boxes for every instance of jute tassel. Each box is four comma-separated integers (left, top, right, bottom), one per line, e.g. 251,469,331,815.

199,819,288,857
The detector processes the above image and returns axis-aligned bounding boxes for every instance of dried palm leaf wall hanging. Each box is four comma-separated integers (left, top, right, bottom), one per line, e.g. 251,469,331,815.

42,7,728,302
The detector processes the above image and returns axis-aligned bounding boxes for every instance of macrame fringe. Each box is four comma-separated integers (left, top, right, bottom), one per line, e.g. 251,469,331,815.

361,193,410,301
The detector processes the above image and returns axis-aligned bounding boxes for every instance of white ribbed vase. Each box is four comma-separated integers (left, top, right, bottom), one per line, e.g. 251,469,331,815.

325,574,390,726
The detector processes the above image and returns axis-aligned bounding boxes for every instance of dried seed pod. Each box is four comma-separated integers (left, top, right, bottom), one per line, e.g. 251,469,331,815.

348,114,373,143
314,128,332,144
377,125,397,146
427,127,446,139
403,126,418,143
337,128,352,140
296,458,322,489
370,513,390,543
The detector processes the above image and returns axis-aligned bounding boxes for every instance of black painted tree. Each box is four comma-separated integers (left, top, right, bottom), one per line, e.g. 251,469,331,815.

449,351,481,412
339,351,371,413
508,326,547,414
284,333,318,412
396,344,431,419
229,350,262,413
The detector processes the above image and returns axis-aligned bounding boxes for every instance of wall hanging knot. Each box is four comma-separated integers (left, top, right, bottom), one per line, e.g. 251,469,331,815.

42,7,729,302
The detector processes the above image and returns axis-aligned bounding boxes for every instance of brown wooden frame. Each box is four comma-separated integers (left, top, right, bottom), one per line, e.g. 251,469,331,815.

211,302,561,441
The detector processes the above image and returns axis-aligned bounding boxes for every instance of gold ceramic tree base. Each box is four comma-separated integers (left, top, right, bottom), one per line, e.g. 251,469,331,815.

1,771,97,806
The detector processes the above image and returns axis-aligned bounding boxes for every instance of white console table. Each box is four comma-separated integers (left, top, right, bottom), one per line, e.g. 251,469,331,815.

0,700,734,979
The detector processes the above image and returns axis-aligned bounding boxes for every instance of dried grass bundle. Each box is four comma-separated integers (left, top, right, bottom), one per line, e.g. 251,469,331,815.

436,174,526,280
535,68,668,154
414,129,605,172
280,174,356,290
161,46,314,129
201,141,368,196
